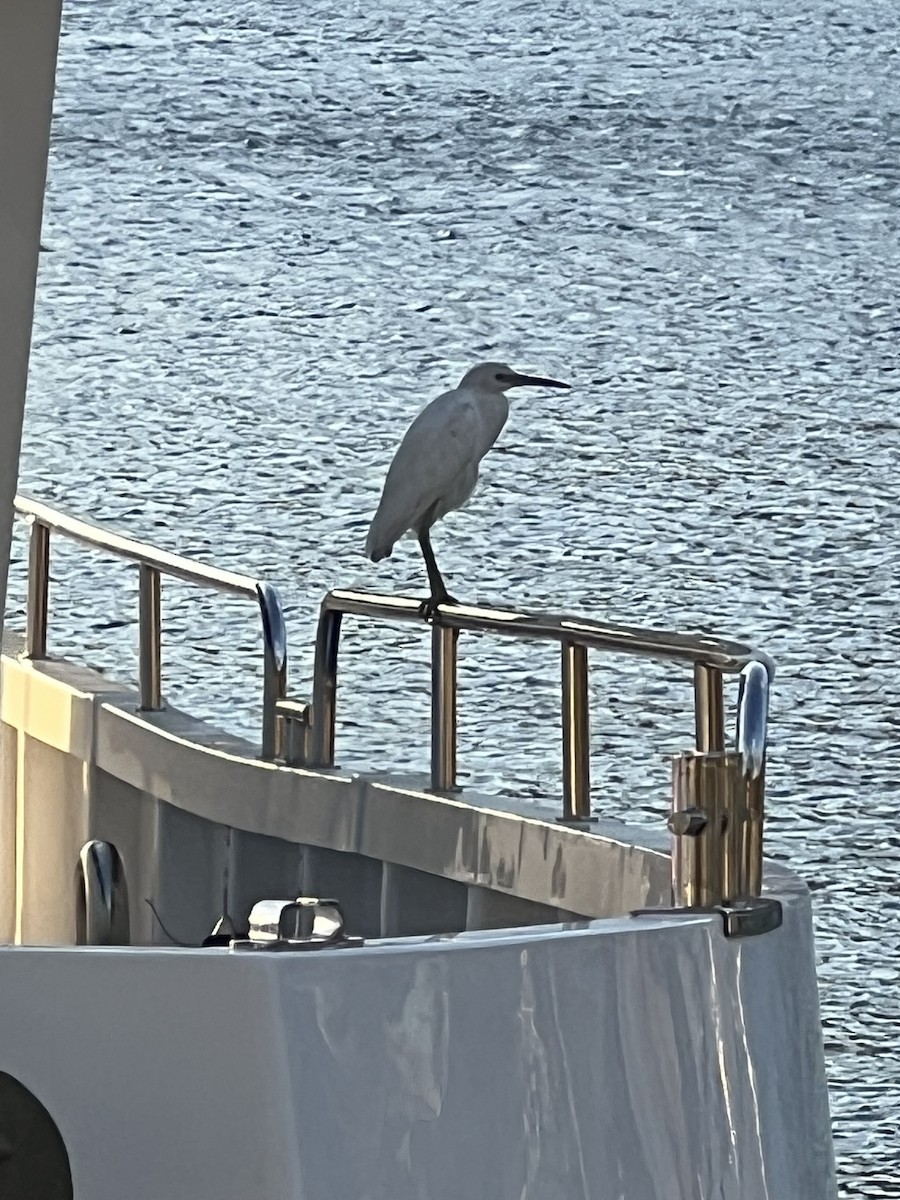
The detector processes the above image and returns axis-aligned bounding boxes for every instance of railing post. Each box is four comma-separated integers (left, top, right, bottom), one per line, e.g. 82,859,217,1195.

257,582,288,760
560,641,594,824
25,519,50,659
262,671,285,762
310,607,342,767
138,563,162,711
669,749,743,907
276,699,311,767
742,770,766,896
693,662,725,752
737,660,770,897
431,624,458,791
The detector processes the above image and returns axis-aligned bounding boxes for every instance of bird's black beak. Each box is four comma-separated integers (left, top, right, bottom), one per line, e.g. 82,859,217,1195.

502,372,571,389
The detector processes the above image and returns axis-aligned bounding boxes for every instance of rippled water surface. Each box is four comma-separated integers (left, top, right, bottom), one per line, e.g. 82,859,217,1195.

8,0,900,1192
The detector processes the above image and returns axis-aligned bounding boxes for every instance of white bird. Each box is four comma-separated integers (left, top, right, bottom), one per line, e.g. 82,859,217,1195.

365,362,571,613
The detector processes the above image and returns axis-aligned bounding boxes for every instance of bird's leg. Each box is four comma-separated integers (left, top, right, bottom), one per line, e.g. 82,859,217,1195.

417,527,459,618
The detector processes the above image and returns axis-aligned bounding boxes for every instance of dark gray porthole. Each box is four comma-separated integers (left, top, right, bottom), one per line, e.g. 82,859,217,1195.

74,840,130,946
0,1072,73,1199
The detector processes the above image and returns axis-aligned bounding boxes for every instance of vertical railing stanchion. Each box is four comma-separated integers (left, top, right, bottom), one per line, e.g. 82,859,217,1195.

670,750,742,907
560,641,594,824
693,662,725,752
310,605,343,767
744,769,766,896
138,563,163,711
25,519,50,659
668,658,778,932
431,623,458,792
257,583,288,761
737,659,771,897
262,654,285,761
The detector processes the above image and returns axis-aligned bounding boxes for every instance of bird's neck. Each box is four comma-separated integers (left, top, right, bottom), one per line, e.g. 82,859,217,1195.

475,389,509,418
473,388,510,440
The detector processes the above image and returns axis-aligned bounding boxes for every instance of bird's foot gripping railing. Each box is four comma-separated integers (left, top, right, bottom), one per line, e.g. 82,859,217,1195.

277,589,780,935
14,495,288,758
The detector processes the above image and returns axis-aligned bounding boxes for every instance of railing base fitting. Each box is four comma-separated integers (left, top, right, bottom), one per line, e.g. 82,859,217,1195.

632,897,783,939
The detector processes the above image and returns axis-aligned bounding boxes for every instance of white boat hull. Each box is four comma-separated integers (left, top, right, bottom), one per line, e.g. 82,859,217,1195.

0,890,834,1200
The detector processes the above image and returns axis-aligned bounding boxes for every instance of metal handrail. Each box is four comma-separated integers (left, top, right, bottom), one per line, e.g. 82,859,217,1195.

12,494,287,757
307,589,775,824
9,496,774,834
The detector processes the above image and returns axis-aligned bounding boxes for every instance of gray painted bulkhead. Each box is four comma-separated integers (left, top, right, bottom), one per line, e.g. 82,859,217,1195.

0,633,670,947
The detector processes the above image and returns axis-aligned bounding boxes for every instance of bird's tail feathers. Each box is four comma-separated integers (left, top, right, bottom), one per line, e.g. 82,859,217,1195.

364,518,396,563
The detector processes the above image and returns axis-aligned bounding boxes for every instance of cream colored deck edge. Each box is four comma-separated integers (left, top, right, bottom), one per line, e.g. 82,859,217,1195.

0,639,670,941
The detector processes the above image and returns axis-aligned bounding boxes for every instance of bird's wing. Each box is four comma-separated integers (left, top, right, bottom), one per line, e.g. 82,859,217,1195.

366,389,501,560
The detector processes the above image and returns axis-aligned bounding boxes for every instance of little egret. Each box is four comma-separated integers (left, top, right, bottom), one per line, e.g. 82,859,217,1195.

365,362,571,614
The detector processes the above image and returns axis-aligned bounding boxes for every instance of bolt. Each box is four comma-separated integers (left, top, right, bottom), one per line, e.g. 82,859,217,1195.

668,807,708,837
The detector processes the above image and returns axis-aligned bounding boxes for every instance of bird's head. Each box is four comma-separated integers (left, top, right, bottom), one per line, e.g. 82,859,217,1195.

460,362,571,393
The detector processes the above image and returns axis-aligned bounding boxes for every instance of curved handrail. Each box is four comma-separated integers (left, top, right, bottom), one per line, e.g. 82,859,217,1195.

307,588,775,825
13,493,287,757
319,589,775,676
16,494,260,597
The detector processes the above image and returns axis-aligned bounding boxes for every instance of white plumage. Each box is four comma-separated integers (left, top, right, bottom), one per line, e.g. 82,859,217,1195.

366,361,570,611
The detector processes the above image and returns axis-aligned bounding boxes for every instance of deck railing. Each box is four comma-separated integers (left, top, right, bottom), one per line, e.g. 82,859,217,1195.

284,588,774,828
10,496,775,913
13,494,287,758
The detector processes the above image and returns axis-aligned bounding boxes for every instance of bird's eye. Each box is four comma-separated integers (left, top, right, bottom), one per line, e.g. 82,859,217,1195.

495,373,504,381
